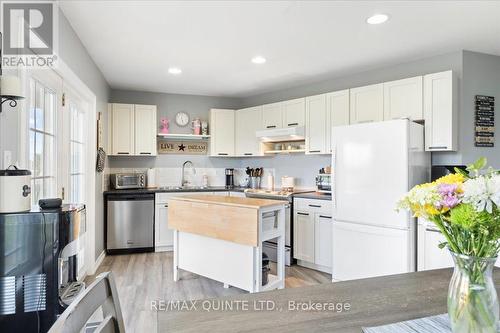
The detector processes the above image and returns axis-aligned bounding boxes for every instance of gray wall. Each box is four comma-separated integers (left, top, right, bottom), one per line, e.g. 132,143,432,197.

59,11,111,261
460,51,500,168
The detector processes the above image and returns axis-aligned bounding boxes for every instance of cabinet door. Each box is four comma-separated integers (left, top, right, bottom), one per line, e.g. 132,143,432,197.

305,94,327,154
111,103,134,155
417,223,452,271
235,106,263,156
293,211,315,262
424,71,457,151
384,76,423,121
314,214,332,269
155,203,173,250
327,89,350,153
134,104,157,156
349,83,384,124
283,98,305,127
210,109,235,156
262,102,283,129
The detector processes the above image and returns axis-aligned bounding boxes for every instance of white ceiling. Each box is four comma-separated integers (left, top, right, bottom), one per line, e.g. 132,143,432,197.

60,1,500,98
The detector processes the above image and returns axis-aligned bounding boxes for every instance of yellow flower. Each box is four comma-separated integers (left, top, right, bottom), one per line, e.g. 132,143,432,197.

435,173,465,185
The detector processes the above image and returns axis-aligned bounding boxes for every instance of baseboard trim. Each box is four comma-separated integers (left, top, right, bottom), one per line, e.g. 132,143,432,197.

91,250,106,275
296,259,332,274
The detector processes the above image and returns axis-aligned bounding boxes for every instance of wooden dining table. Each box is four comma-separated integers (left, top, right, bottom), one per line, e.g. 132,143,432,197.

157,268,500,333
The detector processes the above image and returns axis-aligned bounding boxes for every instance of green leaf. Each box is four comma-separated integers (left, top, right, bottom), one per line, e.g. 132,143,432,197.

454,167,470,178
467,157,487,174
438,242,447,249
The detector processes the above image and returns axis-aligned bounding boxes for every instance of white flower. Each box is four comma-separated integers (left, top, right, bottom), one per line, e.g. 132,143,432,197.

462,174,500,213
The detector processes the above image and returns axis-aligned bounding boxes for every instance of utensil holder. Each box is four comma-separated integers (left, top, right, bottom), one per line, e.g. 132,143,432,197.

249,176,261,189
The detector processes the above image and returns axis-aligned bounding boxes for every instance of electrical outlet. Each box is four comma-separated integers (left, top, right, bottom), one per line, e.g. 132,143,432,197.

3,150,12,169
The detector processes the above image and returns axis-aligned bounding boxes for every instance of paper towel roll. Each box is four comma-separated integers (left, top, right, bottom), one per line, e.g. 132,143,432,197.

147,168,156,188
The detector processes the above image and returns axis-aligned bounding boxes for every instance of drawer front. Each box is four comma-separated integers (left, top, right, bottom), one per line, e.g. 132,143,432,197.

294,198,332,214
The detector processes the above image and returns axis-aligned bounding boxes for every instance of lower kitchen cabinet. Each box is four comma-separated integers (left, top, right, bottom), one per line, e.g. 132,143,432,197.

155,201,172,251
293,198,332,273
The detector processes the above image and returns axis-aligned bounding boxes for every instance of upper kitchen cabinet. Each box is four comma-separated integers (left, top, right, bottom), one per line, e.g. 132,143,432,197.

111,103,135,155
326,89,350,153
283,98,305,127
210,108,235,156
262,102,283,129
110,103,157,156
235,106,263,156
305,94,327,154
349,83,384,124
383,76,423,121
423,70,457,151
134,104,157,156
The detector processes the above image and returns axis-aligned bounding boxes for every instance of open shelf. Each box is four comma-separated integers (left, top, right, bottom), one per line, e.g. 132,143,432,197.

264,149,305,154
157,133,210,140
261,274,281,291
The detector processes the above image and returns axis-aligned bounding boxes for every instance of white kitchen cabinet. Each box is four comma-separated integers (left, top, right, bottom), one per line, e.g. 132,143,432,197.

384,76,423,121
314,214,333,269
293,211,315,263
293,198,333,273
424,70,457,151
111,103,135,155
235,106,263,156
327,89,350,153
349,83,384,124
305,94,327,154
262,102,283,129
210,108,235,157
155,202,172,251
283,98,305,127
417,221,453,271
134,104,157,156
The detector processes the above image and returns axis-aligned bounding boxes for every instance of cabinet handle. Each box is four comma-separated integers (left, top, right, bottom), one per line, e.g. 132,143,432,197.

140,152,151,155
297,212,309,216
357,120,374,124
309,150,321,153
426,228,441,233
428,146,448,150
244,153,253,156
320,215,332,219
266,125,277,129
218,153,229,156
309,204,321,208
287,123,298,126
117,152,129,155
164,204,169,208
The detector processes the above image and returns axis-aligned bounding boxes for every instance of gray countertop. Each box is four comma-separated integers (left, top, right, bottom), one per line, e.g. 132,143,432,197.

157,268,500,333
103,186,247,196
293,192,332,201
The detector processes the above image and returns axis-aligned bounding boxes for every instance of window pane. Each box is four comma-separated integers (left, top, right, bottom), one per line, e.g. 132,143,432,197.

29,79,36,129
34,132,44,177
45,90,56,135
70,175,84,203
71,142,84,174
43,177,56,199
44,135,55,177
32,179,43,205
35,84,45,131
29,131,35,171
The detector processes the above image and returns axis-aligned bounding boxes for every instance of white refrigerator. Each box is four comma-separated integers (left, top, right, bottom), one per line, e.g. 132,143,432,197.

331,119,430,281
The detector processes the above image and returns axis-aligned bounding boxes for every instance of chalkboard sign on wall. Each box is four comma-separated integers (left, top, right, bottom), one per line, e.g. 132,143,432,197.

475,95,495,147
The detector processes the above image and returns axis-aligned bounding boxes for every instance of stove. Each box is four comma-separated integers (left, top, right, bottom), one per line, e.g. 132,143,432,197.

244,188,314,266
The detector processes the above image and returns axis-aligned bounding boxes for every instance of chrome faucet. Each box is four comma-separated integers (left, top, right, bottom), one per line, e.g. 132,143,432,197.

181,160,196,187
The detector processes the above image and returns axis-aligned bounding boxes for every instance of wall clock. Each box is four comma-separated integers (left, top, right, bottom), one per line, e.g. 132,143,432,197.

175,111,190,127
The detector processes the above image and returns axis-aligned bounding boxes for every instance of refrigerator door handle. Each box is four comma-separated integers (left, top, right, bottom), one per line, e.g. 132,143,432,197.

332,143,337,216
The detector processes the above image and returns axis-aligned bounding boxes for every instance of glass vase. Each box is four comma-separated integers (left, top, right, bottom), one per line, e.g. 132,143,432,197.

448,250,499,333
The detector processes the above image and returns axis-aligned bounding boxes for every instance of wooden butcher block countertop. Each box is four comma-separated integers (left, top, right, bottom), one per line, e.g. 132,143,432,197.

168,194,286,209
168,195,286,246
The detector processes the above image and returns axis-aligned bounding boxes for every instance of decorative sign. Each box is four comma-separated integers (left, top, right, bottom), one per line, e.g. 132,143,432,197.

475,95,495,147
158,140,208,155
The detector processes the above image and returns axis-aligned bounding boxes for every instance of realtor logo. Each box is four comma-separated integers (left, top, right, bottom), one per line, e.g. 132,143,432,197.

1,1,58,68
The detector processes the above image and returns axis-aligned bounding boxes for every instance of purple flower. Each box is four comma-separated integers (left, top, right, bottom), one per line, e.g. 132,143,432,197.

441,194,460,208
438,183,458,196
437,183,461,209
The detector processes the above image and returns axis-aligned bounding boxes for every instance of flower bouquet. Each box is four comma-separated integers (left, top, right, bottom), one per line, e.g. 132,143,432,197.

397,158,500,333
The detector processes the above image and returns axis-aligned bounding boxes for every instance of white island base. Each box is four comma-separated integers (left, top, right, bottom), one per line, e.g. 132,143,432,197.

169,195,286,293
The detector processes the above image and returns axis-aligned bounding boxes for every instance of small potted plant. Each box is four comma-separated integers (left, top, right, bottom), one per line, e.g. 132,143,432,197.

398,158,500,333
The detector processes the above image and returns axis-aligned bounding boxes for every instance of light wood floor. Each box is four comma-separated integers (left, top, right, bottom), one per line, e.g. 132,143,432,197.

85,252,331,333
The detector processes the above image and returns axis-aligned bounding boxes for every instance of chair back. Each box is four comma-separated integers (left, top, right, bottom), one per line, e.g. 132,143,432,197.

48,272,125,333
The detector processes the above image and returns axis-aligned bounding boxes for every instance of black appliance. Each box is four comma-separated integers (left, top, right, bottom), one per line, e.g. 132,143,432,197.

431,165,467,181
225,168,235,189
0,205,86,333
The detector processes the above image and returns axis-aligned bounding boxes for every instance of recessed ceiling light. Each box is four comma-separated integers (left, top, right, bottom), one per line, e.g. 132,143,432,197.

168,67,182,75
366,14,389,25
251,56,266,64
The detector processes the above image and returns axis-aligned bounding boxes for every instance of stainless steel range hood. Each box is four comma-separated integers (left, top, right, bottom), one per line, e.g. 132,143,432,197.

256,126,305,142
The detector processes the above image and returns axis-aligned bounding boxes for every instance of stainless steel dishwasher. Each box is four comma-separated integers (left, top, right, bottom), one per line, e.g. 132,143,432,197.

106,193,154,253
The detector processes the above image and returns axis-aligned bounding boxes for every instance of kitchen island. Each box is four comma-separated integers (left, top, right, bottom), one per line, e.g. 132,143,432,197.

157,268,500,332
168,194,286,293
